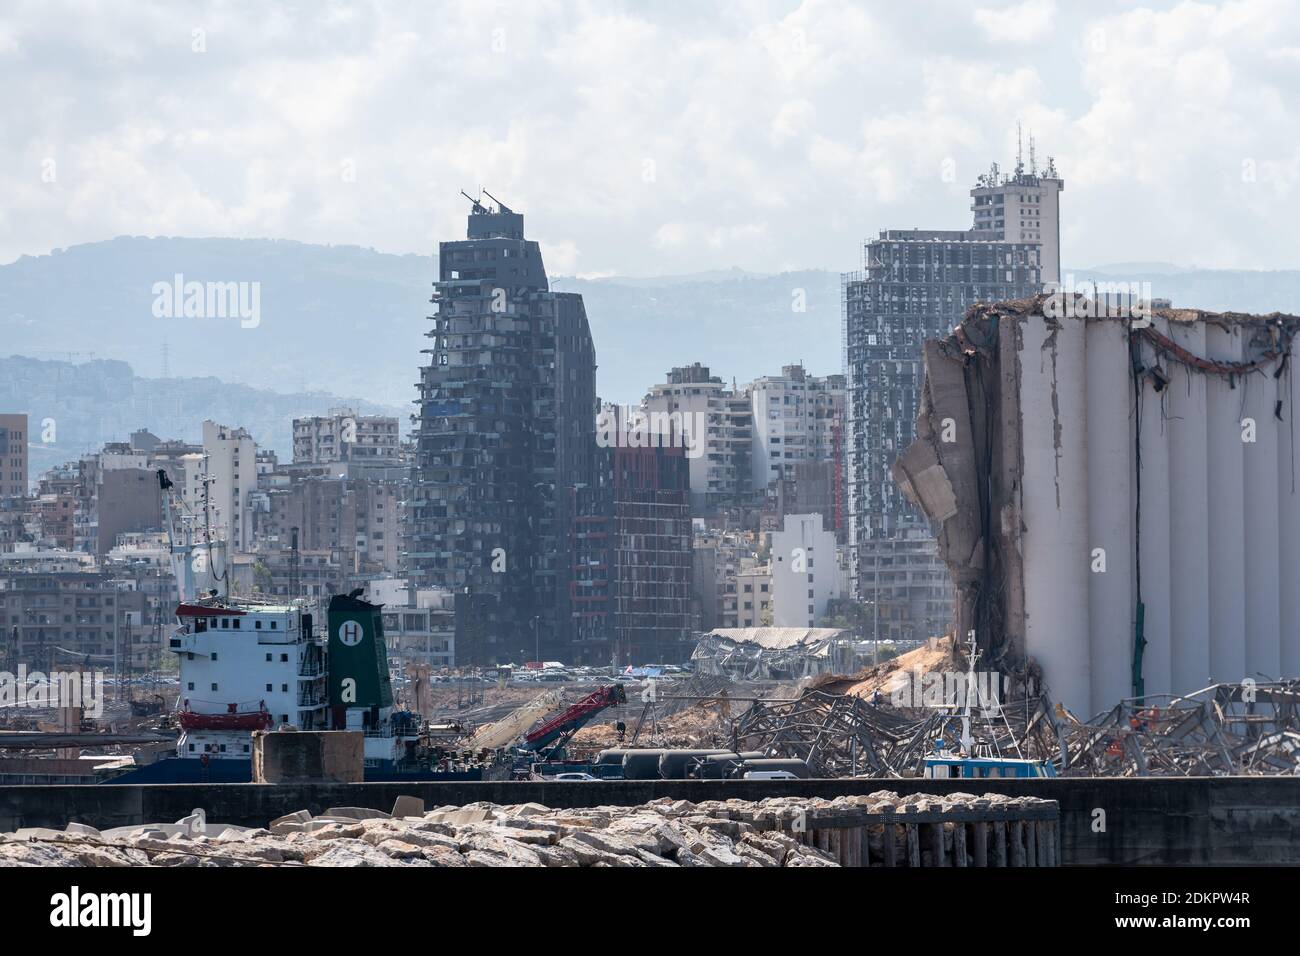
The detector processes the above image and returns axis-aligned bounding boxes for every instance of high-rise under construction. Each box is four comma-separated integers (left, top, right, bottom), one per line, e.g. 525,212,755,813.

407,194,598,665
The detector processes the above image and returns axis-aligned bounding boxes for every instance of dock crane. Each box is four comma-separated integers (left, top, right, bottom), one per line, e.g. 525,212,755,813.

520,684,627,759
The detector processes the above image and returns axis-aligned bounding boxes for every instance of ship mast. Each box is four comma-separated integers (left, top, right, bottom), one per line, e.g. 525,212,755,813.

158,469,194,604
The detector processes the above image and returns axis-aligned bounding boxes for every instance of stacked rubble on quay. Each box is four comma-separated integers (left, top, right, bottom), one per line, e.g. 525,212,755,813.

0,791,1058,868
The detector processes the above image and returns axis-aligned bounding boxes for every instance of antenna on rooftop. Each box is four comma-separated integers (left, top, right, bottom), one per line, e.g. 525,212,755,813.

1029,132,1037,176
481,189,513,214
1015,121,1025,178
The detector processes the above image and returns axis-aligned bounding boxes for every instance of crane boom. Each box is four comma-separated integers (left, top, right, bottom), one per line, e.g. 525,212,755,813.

522,683,627,756
464,688,563,751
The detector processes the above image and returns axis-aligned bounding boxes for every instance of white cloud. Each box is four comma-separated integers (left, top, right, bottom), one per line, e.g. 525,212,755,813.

0,0,1296,273
770,99,816,144
974,0,1056,45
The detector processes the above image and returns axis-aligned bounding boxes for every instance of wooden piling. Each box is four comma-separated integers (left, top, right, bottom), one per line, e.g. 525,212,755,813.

759,797,1056,868
972,821,988,868
929,822,945,867
1035,821,1051,867
1010,821,1025,867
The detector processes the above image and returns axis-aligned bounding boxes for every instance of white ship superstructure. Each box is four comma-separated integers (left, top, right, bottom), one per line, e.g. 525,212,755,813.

155,469,422,771
168,598,326,759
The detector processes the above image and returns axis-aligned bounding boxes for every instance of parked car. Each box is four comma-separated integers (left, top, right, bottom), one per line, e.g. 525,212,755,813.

551,772,598,781
743,770,800,780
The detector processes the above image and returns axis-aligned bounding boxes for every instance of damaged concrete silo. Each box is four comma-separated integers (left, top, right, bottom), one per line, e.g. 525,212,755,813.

894,294,1300,716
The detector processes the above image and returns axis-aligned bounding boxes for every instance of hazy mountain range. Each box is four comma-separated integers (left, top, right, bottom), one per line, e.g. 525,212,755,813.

0,237,849,409
3,237,1300,482
0,354,406,482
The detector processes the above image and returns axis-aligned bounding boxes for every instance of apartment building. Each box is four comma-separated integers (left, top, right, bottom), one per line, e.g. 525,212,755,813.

0,414,28,498
643,363,752,512
408,196,599,664
292,409,401,466
748,365,845,492
770,512,840,627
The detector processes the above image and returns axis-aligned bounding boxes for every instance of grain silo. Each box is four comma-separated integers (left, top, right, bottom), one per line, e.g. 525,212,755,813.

894,294,1300,716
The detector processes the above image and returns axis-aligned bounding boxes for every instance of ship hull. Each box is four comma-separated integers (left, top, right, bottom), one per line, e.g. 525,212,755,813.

104,757,483,784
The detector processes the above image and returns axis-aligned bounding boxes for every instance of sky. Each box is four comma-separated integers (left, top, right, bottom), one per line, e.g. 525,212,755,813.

2,0,1299,275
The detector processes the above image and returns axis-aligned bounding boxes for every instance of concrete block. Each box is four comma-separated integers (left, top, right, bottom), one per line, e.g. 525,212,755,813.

323,806,390,821
252,730,363,783
270,810,313,829
392,795,425,819
426,808,491,826
14,827,66,841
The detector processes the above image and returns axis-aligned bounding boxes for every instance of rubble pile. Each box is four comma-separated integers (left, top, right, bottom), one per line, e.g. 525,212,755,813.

0,791,1057,868
572,705,730,752
840,637,954,699
571,674,761,753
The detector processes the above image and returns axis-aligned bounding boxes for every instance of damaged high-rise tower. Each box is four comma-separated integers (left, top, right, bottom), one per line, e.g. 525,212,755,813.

408,194,598,664
842,151,1063,641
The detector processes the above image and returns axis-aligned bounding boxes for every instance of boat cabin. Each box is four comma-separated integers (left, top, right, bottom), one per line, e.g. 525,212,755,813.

922,755,1056,779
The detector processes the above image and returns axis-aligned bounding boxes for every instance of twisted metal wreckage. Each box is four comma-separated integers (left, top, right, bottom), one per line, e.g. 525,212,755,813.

691,628,846,681
721,675,1300,778
711,294,1300,778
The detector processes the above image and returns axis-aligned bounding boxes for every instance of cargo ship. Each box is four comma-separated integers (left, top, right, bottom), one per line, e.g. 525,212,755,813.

111,589,482,782
109,471,480,782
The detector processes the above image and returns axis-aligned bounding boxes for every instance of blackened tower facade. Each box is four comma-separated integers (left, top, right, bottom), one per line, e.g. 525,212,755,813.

409,196,598,664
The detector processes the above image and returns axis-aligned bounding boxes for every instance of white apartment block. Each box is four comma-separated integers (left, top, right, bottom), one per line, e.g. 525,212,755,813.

736,565,772,627
770,512,840,627
643,363,751,510
748,364,845,492
969,154,1064,284
367,578,456,668
293,409,400,465
202,420,257,553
